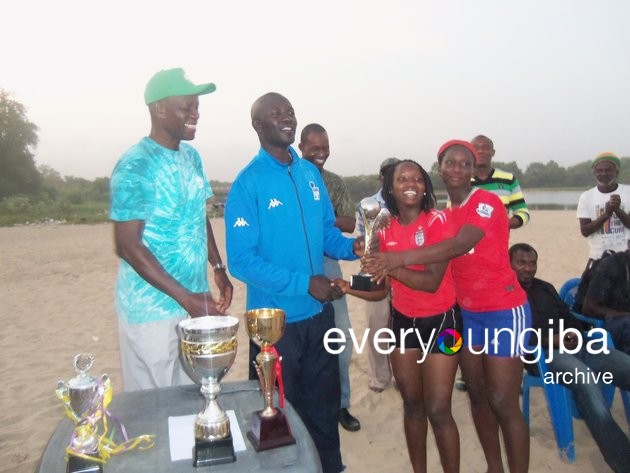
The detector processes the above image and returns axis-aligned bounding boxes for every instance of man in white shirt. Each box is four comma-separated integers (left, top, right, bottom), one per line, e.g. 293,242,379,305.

577,152,630,263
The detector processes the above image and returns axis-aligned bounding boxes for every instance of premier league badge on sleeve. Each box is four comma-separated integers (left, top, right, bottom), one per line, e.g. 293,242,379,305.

476,203,494,219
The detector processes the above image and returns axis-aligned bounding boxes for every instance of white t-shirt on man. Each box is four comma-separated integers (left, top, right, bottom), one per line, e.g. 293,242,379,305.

577,183,630,259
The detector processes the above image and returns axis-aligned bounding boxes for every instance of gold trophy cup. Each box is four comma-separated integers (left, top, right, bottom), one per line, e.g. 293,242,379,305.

245,308,296,451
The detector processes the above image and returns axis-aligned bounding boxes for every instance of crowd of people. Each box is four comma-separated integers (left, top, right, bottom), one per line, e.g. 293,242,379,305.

109,67,630,473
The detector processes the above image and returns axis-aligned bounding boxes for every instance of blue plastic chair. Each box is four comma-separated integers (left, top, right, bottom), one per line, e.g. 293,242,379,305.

522,276,630,462
522,347,576,461
557,277,581,309
557,278,616,416
558,278,630,426
522,279,582,461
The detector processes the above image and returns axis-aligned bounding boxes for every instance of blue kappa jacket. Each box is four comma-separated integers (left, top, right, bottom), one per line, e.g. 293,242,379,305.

225,146,358,323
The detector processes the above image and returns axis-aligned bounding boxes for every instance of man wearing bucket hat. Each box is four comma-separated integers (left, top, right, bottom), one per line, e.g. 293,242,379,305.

110,68,233,392
577,152,630,262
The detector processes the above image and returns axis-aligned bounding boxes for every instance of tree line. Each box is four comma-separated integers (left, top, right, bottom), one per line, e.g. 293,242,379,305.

343,158,630,204
2,89,629,223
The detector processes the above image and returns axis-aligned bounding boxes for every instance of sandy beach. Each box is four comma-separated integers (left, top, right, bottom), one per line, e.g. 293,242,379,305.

1,210,626,472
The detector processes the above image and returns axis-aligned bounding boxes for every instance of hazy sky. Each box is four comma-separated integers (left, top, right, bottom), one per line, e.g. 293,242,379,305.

3,0,630,182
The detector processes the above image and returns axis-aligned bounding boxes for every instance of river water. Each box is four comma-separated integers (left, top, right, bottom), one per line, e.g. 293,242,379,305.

524,190,583,206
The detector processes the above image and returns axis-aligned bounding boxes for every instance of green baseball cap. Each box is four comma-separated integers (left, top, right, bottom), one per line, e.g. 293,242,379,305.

144,68,216,105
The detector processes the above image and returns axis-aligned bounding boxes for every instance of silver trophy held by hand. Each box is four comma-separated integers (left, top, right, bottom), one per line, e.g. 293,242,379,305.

351,197,389,291
178,315,239,467
56,353,108,473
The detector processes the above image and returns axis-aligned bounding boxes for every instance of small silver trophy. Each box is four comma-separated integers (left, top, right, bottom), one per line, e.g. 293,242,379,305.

351,197,390,290
56,353,108,473
178,315,239,467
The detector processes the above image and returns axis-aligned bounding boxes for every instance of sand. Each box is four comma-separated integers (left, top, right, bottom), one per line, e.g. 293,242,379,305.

0,210,626,472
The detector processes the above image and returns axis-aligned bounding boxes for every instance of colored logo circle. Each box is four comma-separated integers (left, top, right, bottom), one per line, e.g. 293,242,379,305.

437,328,463,355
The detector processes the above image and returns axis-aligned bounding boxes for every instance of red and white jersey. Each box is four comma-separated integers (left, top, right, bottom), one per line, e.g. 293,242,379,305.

379,209,456,317
448,188,526,312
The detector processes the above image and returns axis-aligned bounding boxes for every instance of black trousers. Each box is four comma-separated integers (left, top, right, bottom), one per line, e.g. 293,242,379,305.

248,303,343,473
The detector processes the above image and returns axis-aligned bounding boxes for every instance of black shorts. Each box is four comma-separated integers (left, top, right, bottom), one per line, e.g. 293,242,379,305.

389,305,461,352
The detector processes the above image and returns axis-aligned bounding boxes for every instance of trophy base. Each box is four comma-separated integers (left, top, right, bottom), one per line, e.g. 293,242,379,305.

193,435,236,467
350,274,384,291
247,409,296,451
67,455,103,473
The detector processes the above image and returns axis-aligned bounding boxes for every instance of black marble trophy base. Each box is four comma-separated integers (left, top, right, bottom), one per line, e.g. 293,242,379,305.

247,409,296,452
193,435,236,467
67,455,103,473
350,274,385,291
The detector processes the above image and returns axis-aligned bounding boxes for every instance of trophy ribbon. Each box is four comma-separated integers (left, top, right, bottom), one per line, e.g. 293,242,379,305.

99,408,156,460
56,376,155,464
262,345,285,408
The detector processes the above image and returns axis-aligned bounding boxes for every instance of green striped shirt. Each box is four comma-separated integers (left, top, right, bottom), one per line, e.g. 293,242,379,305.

472,168,530,226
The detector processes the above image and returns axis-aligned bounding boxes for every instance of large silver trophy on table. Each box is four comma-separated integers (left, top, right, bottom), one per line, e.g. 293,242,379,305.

56,353,108,473
351,197,390,291
178,315,240,467
245,308,296,451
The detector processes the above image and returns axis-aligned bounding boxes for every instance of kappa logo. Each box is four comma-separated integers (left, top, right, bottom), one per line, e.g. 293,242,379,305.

476,203,494,219
268,198,283,209
233,217,249,227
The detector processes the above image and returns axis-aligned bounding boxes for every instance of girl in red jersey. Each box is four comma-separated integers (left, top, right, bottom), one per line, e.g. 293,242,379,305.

363,142,532,473
336,160,461,473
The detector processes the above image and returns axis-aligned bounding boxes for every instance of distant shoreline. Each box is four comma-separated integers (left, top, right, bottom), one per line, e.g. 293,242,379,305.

0,188,585,227
435,188,582,211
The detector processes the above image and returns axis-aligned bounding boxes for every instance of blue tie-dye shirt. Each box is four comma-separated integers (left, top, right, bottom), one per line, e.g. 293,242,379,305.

110,137,212,324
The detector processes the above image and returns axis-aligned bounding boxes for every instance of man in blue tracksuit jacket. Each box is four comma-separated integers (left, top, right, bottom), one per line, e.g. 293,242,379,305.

225,92,361,473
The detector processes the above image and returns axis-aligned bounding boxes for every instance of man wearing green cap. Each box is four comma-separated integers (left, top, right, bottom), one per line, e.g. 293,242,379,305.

109,68,233,392
577,152,630,262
